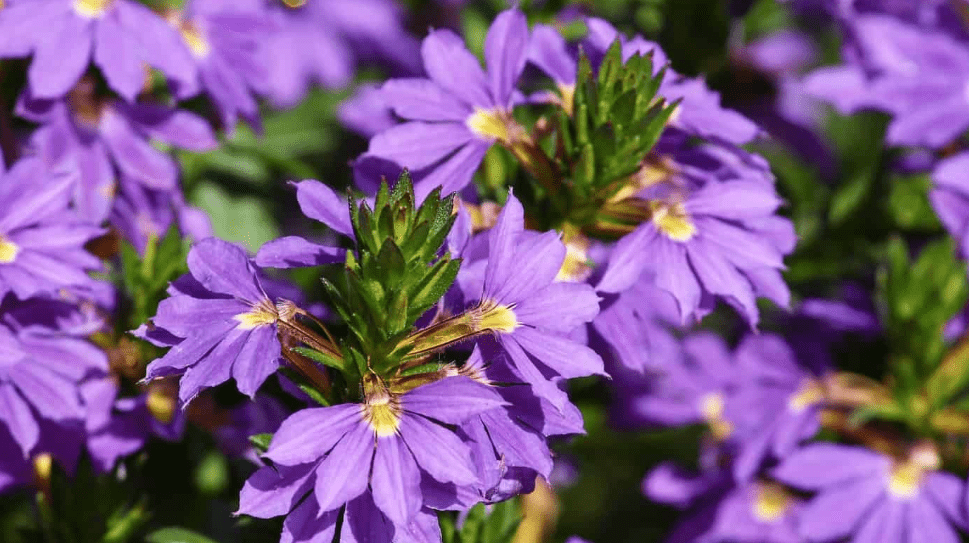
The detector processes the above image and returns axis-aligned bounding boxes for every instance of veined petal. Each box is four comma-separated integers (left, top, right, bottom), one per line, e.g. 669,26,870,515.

513,282,600,332
771,443,888,490
421,29,490,108
482,193,525,299
0,384,38,455
381,78,472,122
797,478,885,541
93,16,144,102
265,404,362,466
255,236,343,269
313,423,374,514
230,326,280,398
412,140,489,203
28,14,92,99
485,9,529,106
403,377,506,425
237,463,315,519
371,436,422,526
399,415,477,486
293,180,354,237
369,121,475,171
512,327,605,379
280,497,339,543
186,238,266,302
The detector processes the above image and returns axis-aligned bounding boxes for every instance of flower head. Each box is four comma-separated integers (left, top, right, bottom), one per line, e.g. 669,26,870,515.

143,238,282,403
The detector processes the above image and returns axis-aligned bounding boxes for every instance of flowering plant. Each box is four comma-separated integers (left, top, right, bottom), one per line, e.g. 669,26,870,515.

3,1,969,543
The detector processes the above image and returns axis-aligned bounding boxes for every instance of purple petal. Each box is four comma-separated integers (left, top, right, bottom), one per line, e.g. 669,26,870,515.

513,282,600,332
123,103,217,151
381,78,472,122
403,377,506,425
313,423,374,513
237,463,315,519
412,140,489,202
294,180,353,237
93,17,144,102
177,329,246,403
231,327,280,397
528,24,576,85
421,29,490,108
100,107,178,190
771,443,888,490
512,327,605,378
27,14,92,99
482,193,526,299
0,383,38,455
484,9,528,106
9,364,82,421
255,236,343,269
371,437,422,526
187,238,265,302
398,414,477,485
368,121,476,171
280,497,338,543
265,404,362,466
798,478,886,541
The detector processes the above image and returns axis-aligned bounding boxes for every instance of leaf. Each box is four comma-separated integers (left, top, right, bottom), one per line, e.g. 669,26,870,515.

145,527,219,543
291,346,346,372
247,433,273,453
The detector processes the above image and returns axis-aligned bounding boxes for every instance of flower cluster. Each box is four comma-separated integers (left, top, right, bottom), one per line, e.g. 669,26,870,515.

4,1,969,543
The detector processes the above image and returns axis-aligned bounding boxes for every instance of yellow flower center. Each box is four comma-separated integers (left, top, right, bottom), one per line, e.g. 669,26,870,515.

180,22,210,58
281,0,306,7
558,84,575,116
752,482,792,522
234,301,278,330
0,235,19,264
557,227,593,282
363,394,401,437
788,381,823,413
474,301,519,334
887,463,923,500
650,200,696,242
33,453,53,484
699,392,733,440
146,386,176,424
467,108,512,142
73,0,112,18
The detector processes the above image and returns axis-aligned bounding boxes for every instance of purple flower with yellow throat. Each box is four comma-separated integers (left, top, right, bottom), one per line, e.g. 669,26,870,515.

445,193,605,410
368,9,530,200
0,0,197,101
773,442,967,542
18,83,217,223
142,238,282,404
0,158,104,301
238,375,505,538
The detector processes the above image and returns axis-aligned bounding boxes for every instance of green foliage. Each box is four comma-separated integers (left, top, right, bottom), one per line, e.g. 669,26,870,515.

878,238,968,401
544,40,676,231
440,501,521,543
145,527,219,543
36,459,151,543
323,173,460,375
119,224,189,330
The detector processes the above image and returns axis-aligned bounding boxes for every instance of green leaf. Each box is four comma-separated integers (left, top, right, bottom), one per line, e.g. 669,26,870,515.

145,527,219,543
292,346,346,372
247,433,273,453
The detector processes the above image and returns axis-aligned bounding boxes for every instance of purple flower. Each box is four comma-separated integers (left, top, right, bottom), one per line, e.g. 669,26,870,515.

165,1,272,131
0,158,104,301
18,87,217,222
254,180,348,270
0,0,196,101
80,375,185,472
109,176,213,255
239,376,504,535
644,463,803,543
0,297,108,456
773,442,966,542
143,237,282,403
454,193,605,409
597,177,795,327
257,0,421,109
338,83,398,139
450,345,585,503
367,9,530,199
805,14,969,149
931,152,969,257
